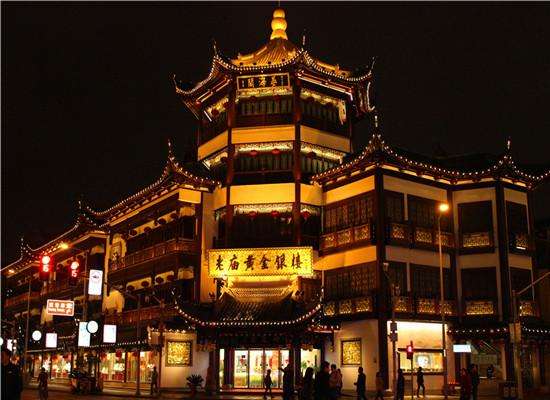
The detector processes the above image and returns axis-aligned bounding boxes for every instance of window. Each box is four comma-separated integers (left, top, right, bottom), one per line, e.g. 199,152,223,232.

408,195,450,230
411,264,451,299
323,192,374,233
459,201,493,234
324,263,377,301
510,267,532,300
461,268,497,300
385,191,404,223
388,262,407,295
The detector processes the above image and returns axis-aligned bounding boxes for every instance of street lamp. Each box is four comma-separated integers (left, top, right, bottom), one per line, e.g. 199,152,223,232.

437,202,449,399
382,261,398,395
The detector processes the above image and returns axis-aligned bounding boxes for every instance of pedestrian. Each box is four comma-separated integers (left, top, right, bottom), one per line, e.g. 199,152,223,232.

38,367,48,400
314,361,331,400
459,368,471,400
336,368,343,397
486,364,494,379
264,369,273,399
416,367,425,398
301,367,314,400
1,347,23,400
354,366,367,400
150,366,159,395
280,363,294,400
470,365,480,400
329,364,340,400
375,371,384,400
395,369,405,400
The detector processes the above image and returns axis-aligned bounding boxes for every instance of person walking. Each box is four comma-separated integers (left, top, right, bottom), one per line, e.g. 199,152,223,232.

150,366,159,395
415,367,425,398
280,363,294,400
38,367,48,400
329,364,340,400
395,369,405,400
354,366,367,400
314,361,331,400
470,365,480,400
301,367,315,400
336,369,343,396
264,369,273,399
1,347,23,400
374,371,384,400
459,368,472,400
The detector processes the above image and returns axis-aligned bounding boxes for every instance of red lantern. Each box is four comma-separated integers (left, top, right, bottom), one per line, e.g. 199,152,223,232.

301,210,311,220
249,150,258,157
271,210,280,218
211,109,219,117
271,149,281,155
127,285,135,291
155,276,164,284
132,350,139,357
51,355,58,361
115,349,123,358
141,281,149,288
248,211,258,219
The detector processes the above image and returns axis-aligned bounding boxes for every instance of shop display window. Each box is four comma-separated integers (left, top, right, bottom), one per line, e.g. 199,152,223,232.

341,339,362,366
234,350,249,388
50,354,71,379
219,349,225,387
127,351,155,383
100,352,126,382
300,349,320,374
399,351,443,373
232,348,289,389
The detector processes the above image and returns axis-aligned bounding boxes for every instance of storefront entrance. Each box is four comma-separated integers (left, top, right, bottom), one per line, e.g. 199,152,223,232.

231,348,290,389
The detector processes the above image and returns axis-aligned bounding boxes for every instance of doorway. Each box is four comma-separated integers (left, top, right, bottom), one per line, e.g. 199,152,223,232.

231,348,290,389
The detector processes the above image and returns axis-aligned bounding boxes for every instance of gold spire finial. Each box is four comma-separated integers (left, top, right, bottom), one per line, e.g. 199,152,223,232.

270,8,288,40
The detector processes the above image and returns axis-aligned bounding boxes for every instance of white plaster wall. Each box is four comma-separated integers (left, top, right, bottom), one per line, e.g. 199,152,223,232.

159,332,210,389
323,176,375,205
314,246,376,271
386,246,450,268
324,319,379,390
383,176,447,203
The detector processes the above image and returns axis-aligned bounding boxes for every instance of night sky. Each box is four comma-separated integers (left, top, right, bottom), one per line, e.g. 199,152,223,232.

3,2,550,264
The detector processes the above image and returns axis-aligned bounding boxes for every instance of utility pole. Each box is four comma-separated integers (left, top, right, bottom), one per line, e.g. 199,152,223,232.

438,211,448,399
22,277,32,376
136,293,142,396
383,262,398,395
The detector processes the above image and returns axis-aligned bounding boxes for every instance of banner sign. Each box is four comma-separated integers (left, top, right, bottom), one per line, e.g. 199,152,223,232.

78,322,91,347
237,73,290,92
88,269,103,296
208,246,313,278
46,299,74,316
45,333,58,349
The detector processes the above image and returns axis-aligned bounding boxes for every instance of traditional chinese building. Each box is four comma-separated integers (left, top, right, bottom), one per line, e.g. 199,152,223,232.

3,7,550,394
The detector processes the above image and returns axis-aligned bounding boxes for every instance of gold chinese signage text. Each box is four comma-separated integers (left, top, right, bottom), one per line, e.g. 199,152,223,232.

237,73,290,92
208,247,313,278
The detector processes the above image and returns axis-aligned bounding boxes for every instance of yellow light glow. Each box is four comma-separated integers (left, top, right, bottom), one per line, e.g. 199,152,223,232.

59,242,69,250
8,269,15,274
208,247,313,278
438,203,450,213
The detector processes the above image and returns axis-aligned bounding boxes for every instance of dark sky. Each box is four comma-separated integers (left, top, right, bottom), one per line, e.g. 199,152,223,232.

3,2,550,264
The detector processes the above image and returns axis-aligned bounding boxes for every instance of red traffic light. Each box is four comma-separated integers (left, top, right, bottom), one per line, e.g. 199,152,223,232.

69,260,80,285
406,342,414,360
40,255,52,281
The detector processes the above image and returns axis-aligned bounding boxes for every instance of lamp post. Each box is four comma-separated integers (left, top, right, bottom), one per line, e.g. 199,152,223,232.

437,202,449,399
382,262,398,395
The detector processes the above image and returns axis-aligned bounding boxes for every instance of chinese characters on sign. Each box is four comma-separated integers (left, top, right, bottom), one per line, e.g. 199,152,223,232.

237,73,290,91
208,247,313,278
46,299,75,316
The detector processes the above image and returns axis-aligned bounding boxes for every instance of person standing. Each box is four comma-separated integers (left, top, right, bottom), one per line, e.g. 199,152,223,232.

1,347,23,400
374,371,384,400
264,369,273,399
280,363,294,400
336,368,343,397
459,368,472,400
329,364,340,400
314,361,331,400
470,365,480,400
395,369,405,400
415,367,425,398
301,367,314,400
354,366,367,400
150,366,159,395
38,367,48,400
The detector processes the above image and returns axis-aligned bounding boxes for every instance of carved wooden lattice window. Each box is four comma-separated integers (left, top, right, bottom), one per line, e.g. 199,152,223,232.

461,268,497,300
458,201,493,234
388,261,407,294
408,195,450,230
510,267,532,300
324,263,376,301
385,191,404,223
323,192,374,233
411,264,451,299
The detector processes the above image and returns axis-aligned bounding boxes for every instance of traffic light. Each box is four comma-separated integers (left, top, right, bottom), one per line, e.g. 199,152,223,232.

406,341,414,360
40,255,51,281
69,260,80,286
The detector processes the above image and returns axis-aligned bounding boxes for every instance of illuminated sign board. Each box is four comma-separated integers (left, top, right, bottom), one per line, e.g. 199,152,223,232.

45,333,58,349
88,269,103,296
453,344,472,353
237,73,290,92
208,247,313,278
78,322,91,347
103,324,117,344
46,299,74,316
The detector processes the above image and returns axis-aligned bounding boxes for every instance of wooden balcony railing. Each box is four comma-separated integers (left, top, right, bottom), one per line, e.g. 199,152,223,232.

41,279,80,296
320,223,372,253
110,238,198,272
519,300,539,318
464,300,496,316
412,226,454,249
5,292,40,308
415,298,456,316
509,232,531,253
393,296,414,313
460,231,494,252
323,296,373,317
104,305,178,325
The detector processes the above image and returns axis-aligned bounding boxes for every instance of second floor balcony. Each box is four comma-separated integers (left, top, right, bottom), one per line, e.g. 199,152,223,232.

104,304,179,325
386,221,454,251
320,223,373,254
4,291,40,308
459,231,495,254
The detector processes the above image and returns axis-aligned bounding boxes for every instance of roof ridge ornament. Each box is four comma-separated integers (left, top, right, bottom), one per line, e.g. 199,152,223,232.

270,8,288,40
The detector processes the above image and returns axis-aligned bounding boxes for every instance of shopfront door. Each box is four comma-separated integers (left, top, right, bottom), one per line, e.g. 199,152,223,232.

230,348,290,389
